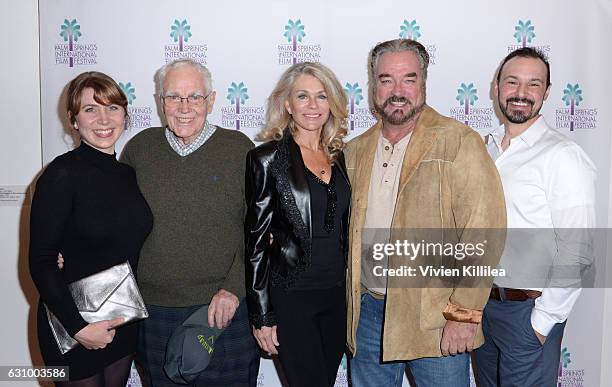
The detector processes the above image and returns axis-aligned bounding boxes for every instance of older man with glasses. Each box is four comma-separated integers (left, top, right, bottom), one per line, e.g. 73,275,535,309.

121,58,259,387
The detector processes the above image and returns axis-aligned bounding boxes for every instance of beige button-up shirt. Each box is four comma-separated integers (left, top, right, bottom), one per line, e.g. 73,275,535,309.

361,131,412,295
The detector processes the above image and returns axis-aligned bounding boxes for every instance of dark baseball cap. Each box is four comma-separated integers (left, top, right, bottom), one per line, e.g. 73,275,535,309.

164,304,226,384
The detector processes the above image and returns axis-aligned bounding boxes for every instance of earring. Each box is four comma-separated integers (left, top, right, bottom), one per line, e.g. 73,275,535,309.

73,123,79,131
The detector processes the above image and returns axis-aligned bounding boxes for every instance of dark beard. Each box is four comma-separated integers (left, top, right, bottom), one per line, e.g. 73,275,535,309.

375,95,424,126
500,97,539,124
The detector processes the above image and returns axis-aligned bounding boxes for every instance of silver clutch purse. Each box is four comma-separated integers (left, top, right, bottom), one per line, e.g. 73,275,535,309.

45,261,148,354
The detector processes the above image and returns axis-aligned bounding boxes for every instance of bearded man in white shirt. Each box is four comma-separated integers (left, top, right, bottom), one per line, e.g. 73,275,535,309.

475,47,596,386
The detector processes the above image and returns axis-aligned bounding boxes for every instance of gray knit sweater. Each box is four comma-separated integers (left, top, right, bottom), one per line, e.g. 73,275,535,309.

121,126,253,306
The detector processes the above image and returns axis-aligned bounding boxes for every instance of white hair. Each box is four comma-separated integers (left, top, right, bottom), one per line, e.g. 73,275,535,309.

156,58,213,96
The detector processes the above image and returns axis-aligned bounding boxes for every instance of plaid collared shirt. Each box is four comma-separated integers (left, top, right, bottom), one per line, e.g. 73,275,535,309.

165,120,216,157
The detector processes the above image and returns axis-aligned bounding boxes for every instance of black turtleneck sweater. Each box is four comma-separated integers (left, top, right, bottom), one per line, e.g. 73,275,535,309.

29,141,153,379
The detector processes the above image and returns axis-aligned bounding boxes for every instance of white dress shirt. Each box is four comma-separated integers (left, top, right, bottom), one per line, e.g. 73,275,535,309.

486,116,596,336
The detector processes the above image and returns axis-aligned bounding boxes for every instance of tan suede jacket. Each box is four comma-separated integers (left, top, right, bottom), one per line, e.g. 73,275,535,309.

345,105,506,361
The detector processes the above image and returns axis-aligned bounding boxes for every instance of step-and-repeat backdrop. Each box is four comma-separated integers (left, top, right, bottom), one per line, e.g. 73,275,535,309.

38,1,610,386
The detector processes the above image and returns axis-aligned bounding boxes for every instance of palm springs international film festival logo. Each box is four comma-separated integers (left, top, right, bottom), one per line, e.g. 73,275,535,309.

449,83,494,130
344,82,376,131
555,83,598,131
118,82,152,130
126,359,141,387
221,82,264,130
55,19,98,67
507,20,550,56
398,19,436,64
164,19,207,64
333,355,348,386
557,347,585,386
278,19,321,65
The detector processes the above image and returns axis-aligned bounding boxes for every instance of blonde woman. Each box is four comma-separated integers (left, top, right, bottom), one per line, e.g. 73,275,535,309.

245,62,350,387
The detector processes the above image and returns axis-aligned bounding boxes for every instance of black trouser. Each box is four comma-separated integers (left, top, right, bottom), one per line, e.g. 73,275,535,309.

271,284,347,387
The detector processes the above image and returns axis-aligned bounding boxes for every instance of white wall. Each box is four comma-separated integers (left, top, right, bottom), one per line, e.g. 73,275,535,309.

600,0,612,383
0,1,42,386
2,1,612,386
602,289,612,384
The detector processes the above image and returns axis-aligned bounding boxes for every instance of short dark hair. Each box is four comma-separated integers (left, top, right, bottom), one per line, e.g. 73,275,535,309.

496,47,550,87
367,39,429,109
66,71,128,125
369,39,430,82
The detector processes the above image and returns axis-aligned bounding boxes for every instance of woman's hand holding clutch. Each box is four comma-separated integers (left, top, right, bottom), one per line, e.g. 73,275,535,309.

74,317,124,350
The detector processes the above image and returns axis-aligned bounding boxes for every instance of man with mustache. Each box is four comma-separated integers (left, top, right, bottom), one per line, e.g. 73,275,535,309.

345,39,506,386
476,48,596,386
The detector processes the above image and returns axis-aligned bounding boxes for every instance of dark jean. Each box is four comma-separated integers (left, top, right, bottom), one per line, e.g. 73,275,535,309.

136,300,260,387
475,297,565,387
350,293,470,387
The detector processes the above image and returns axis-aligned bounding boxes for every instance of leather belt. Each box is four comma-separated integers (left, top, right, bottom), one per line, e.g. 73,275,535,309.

490,288,542,302
360,284,385,300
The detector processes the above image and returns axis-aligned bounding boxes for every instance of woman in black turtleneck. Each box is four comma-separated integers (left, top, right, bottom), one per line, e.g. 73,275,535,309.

29,72,152,386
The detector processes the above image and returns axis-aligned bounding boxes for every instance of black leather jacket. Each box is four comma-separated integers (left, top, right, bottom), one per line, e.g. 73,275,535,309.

244,132,350,328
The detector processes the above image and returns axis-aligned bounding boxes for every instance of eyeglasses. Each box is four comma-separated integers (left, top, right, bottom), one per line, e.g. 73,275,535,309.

161,91,212,107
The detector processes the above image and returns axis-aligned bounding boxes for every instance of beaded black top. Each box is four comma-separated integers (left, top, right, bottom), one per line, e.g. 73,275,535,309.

292,165,350,290
306,167,339,233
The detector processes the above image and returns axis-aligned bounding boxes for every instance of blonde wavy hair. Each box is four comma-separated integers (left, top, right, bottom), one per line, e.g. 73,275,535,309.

257,62,348,164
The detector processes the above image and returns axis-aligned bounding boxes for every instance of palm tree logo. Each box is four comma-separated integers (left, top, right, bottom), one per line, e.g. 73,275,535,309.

227,82,249,129
562,83,582,131
560,347,571,368
513,20,535,47
344,82,364,131
118,82,136,105
557,347,571,386
399,20,421,40
59,19,82,68
456,83,478,117
170,19,192,52
284,19,306,64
